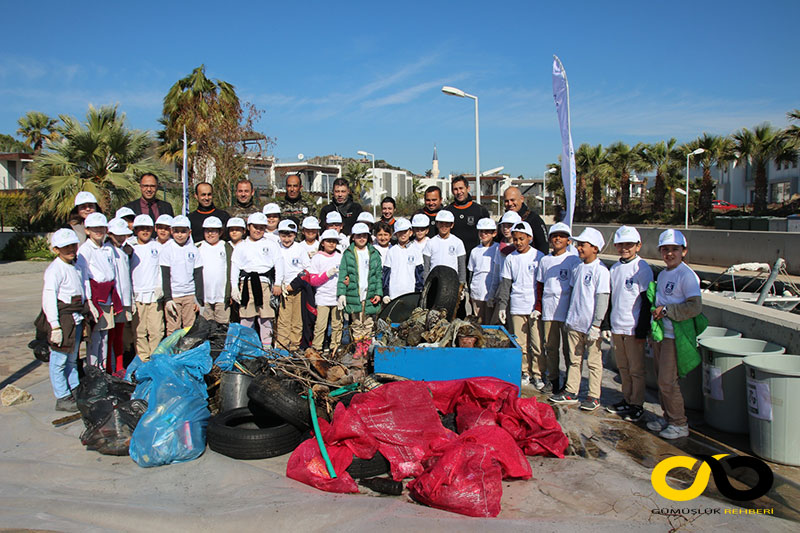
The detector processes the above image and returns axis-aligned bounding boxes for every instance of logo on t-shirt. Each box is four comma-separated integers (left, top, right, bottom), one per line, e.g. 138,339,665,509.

448,245,456,255
559,268,569,281
583,273,593,286
528,262,536,273
407,255,416,265
150,249,158,258
467,216,475,225
665,281,675,295
291,257,301,267
625,277,635,291
187,252,195,261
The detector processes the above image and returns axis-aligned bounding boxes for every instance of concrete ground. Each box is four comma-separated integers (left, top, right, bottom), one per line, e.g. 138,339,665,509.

1,259,798,531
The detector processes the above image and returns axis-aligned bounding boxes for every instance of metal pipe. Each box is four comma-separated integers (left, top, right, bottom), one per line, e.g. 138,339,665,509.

756,258,785,306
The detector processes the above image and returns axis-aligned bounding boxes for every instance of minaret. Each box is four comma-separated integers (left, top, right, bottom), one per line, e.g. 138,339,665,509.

431,144,440,180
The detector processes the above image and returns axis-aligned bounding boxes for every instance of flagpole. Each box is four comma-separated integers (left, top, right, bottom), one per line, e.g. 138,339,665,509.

182,126,188,216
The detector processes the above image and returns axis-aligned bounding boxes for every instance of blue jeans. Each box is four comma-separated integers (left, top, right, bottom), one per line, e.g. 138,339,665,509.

49,322,83,399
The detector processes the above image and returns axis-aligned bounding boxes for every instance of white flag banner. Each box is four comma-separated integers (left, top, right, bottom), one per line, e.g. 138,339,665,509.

552,55,576,228
182,125,189,216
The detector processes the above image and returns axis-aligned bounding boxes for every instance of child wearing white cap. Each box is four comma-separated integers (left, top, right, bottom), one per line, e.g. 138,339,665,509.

337,222,383,342
197,216,231,325
106,218,134,376
550,227,610,411
154,214,173,247
76,213,117,370
230,213,285,347
606,226,653,423
411,214,430,255
646,229,701,440
226,217,246,247
422,210,466,284
308,230,344,353
276,219,310,351
38,229,89,411
373,221,392,263
468,217,502,324
130,214,164,359
262,203,281,244
325,211,349,253
537,222,581,392
299,217,321,259
381,218,423,301
159,216,204,334
497,211,522,256
495,221,545,389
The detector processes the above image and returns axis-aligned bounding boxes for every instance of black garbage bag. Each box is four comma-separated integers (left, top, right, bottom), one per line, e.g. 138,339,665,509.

175,316,217,353
208,321,228,361
76,365,147,456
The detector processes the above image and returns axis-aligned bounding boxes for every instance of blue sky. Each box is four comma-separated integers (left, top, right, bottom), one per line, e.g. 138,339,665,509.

1,0,798,179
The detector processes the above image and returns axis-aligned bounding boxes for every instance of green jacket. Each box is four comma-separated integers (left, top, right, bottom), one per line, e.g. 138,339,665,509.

647,281,708,378
337,243,383,315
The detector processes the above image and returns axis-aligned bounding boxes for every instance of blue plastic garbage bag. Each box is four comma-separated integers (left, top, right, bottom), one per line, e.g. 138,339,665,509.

124,328,189,382
215,323,267,371
128,341,212,467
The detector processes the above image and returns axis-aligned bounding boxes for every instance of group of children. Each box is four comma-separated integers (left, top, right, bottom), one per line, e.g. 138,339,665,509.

42,192,701,440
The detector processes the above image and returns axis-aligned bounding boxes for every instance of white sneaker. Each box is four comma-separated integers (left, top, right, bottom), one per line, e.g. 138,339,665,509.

659,424,690,440
533,377,546,391
521,374,531,387
647,418,667,432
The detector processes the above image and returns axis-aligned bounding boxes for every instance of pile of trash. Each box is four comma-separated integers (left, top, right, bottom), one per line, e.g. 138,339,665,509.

379,307,512,348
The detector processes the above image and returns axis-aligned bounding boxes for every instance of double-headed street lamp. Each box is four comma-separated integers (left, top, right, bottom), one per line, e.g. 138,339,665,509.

685,148,705,229
542,168,558,216
357,150,377,216
442,86,480,203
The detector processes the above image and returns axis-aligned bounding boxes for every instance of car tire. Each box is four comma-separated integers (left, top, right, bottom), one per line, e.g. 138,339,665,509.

247,373,312,431
420,265,460,317
207,406,303,460
346,451,391,479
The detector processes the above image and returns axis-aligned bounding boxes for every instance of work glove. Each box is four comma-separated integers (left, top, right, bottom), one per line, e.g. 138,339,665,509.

327,266,339,278
337,295,347,311
498,309,507,324
601,330,612,342
50,327,62,345
231,285,241,304
165,300,178,318
88,301,100,322
382,295,391,304
460,290,467,301
154,287,163,301
587,326,601,342
530,310,541,320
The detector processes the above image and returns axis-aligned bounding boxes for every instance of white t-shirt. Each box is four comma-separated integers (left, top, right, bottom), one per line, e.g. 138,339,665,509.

413,238,428,256
264,231,280,245
356,247,371,300
501,247,544,315
108,243,132,307
374,244,390,264
537,251,581,322
280,242,311,285
336,234,350,254
384,242,423,299
610,256,654,335
565,258,611,334
298,239,319,259
198,241,228,304
230,237,285,289
131,241,162,303
42,258,87,327
656,262,701,339
423,234,465,273
77,239,116,284
309,251,341,306
468,242,502,302
159,239,203,298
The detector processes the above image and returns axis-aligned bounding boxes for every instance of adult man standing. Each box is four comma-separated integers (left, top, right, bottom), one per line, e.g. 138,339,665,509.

415,186,444,238
444,176,489,257
380,197,396,232
278,173,316,226
503,186,548,254
124,173,174,219
188,182,230,242
228,179,261,219
319,178,363,234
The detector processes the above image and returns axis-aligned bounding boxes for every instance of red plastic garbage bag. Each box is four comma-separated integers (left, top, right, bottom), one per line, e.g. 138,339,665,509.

285,419,359,493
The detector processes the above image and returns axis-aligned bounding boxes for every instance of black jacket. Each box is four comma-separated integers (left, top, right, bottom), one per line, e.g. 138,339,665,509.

188,205,231,242
444,195,489,257
517,203,549,254
124,198,174,219
319,195,363,234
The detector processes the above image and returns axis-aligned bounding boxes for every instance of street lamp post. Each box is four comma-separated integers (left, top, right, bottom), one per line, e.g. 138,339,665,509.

357,150,376,216
685,148,705,229
442,86,480,204
542,168,557,216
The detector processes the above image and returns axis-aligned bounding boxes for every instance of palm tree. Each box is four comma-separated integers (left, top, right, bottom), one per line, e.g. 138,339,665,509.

683,134,735,220
605,142,647,211
27,105,166,221
786,109,800,148
16,111,59,153
342,161,372,201
733,124,797,214
640,138,682,214
575,144,608,218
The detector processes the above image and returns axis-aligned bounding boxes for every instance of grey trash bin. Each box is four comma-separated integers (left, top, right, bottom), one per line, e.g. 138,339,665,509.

743,355,800,466
684,327,743,410
220,372,254,412
699,337,785,434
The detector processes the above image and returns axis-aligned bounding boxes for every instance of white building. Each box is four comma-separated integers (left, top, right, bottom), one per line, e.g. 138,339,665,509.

0,152,33,190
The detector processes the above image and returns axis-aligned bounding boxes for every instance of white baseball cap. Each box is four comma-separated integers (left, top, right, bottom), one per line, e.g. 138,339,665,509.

658,229,687,247
351,222,370,235
133,214,154,227
301,216,321,230
572,227,605,249
51,228,79,248
500,211,522,225
227,217,246,228
84,212,108,228
202,216,223,229
476,217,496,231
108,217,133,235
412,214,429,228
74,191,98,206
435,210,454,223
325,211,343,225
115,206,135,219
247,212,268,226
155,214,173,226
357,212,375,224
614,225,641,244
263,203,281,215
171,215,191,228
320,229,341,241
548,222,572,237
393,217,412,234
511,221,533,237
278,219,298,233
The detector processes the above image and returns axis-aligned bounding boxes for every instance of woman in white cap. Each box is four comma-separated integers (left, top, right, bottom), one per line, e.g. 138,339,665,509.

230,212,284,347
68,191,100,245
468,217,502,324
130,214,165,360
308,229,343,353
197,216,230,325
36,229,89,411
159,215,204,335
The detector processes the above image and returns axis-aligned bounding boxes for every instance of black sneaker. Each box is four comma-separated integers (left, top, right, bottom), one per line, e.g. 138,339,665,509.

549,391,579,405
580,397,600,411
55,395,78,413
605,400,630,415
623,405,644,422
